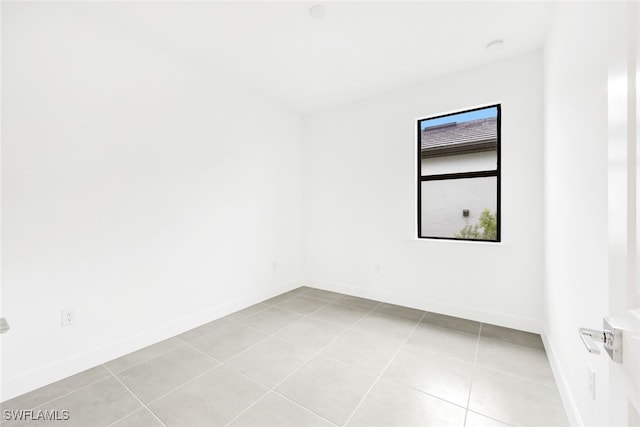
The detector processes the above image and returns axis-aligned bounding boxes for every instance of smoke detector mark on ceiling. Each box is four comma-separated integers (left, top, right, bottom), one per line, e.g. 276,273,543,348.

309,5,325,20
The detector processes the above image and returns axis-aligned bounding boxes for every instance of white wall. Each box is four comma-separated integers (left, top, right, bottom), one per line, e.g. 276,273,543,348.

543,3,611,426
303,52,544,331
1,3,303,400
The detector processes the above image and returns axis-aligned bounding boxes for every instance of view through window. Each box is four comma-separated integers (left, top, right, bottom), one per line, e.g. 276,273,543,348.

417,105,501,241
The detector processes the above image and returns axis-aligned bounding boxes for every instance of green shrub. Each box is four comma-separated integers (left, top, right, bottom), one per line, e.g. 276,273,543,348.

454,209,497,240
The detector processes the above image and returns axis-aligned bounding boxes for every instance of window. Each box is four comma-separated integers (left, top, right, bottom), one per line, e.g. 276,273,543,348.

417,105,501,242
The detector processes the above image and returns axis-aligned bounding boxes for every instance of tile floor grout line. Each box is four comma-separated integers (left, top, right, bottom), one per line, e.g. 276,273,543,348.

179,287,315,339
472,325,560,388
120,301,379,379
212,291,382,369
318,352,471,412
220,367,341,427
224,302,274,322
207,295,344,363
271,389,341,427
236,312,305,335
23,303,420,393
463,322,483,427
158,294,372,426
234,300,382,391
261,301,386,392
141,363,223,408
102,364,169,427
186,343,341,427
219,308,386,427
107,290,381,397
182,302,328,366
341,310,428,427
220,390,271,427
5,289,553,427
466,408,518,427
104,408,144,427
475,365,561,389
272,294,343,309
19,373,114,413
105,340,189,377
477,335,546,352
222,364,341,427
211,297,387,427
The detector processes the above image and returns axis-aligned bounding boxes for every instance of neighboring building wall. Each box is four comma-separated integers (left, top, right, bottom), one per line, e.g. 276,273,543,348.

421,151,496,175
420,151,497,237
420,176,496,238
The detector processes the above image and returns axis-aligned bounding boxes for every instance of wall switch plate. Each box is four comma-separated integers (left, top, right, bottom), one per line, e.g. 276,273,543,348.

61,308,76,327
587,365,596,400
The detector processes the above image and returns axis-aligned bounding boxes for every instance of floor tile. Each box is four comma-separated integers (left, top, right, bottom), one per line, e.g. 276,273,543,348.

469,368,569,427
384,345,474,407
276,356,377,426
190,322,268,361
111,408,164,427
17,377,141,427
274,318,344,353
274,295,328,315
480,325,544,350
176,318,233,342
1,291,568,427
226,337,314,388
322,330,401,375
223,303,271,322
346,378,466,427
289,286,313,294
262,293,300,306
334,295,380,311
407,322,479,363
116,345,218,403
105,338,184,373
303,289,343,302
422,312,481,335
240,307,303,334
351,311,418,342
228,392,334,427
310,304,369,328
0,366,110,412
374,303,424,321
149,366,267,427
476,338,555,386
464,411,512,427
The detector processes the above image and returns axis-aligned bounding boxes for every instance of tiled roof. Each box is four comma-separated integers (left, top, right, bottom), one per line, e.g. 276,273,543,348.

421,117,497,157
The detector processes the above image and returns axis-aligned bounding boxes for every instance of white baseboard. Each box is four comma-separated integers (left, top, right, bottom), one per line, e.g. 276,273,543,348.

306,279,542,333
2,280,303,402
541,329,584,427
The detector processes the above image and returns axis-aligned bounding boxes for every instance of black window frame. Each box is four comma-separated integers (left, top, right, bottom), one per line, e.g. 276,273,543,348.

416,104,501,242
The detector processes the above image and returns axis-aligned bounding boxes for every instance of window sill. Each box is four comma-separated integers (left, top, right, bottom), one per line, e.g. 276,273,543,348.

409,237,504,246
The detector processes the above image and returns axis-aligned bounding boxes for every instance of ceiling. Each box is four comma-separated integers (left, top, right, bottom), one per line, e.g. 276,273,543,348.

82,1,556,114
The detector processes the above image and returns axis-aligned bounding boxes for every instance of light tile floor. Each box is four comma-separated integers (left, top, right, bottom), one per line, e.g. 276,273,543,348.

1,287,569,426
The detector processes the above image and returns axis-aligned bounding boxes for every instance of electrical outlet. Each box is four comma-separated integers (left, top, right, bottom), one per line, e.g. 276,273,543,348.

375,264,381,273
587,365,596,400
272,261,278,270
61,308,76,327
